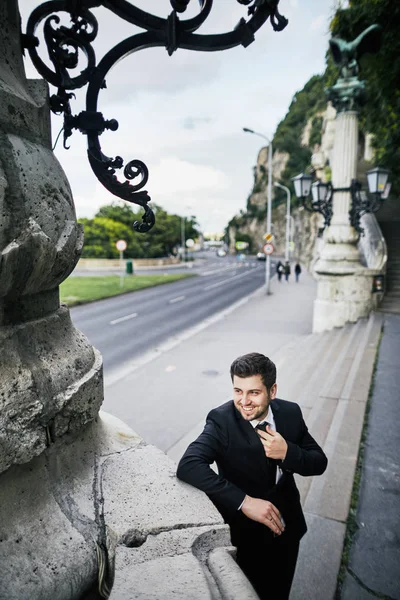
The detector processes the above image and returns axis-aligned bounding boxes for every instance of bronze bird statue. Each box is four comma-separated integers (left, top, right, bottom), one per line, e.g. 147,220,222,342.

329,24,382,79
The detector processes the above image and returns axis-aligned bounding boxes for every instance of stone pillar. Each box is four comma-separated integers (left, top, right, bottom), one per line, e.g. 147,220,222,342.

0,3,253,599
312,112,374,332
311,21,384,334
330,112,358,231
0,0,103,474
315,111,360,268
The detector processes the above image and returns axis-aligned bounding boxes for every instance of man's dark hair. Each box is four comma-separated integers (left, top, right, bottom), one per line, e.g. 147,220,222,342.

230,352,276,392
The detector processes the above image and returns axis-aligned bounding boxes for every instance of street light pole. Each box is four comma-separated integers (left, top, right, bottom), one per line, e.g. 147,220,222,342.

274,182,291,262
243,128,272,294
181,205,193,262
181,215,186,262
289,216,295,258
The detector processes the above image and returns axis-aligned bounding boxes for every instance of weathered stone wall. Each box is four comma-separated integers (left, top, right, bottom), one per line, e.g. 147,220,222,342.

0,0,103,475
0,3,260,598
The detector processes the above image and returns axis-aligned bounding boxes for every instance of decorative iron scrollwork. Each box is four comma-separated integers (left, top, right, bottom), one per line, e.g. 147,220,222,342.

23,0,288,231
300,179,383,235
301,187,333,229
348,179,383,235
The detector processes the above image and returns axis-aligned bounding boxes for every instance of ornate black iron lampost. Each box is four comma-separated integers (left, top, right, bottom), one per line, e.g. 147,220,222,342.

292,166,390,234
23,0,288,232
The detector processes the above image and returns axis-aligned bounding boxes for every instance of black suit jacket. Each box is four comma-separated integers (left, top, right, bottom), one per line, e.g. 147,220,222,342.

177,399,327,547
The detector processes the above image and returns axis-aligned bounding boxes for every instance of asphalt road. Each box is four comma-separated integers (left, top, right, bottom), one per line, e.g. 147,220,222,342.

70,253,273,376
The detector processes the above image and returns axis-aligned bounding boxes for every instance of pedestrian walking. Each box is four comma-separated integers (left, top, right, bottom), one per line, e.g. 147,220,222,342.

177,352,327,600
295,263,302,283
284,261,291,282
276,260,284,282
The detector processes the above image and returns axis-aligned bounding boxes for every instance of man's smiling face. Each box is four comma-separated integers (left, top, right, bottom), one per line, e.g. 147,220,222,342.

233,374,277,421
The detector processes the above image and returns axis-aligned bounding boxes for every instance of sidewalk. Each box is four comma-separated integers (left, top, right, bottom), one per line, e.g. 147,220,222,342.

103,266,398,599
104,270,316,455
340,312,400,600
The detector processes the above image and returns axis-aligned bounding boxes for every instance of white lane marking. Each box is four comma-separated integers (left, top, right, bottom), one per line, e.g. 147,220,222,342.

110,312,138,325
169,295,186,304
203,267,260,291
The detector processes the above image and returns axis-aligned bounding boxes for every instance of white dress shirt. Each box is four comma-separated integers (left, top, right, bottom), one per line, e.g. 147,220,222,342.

249,405,275,431
238,406,282,510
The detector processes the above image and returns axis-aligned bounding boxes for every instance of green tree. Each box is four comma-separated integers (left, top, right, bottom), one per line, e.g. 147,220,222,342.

79,217,143,258
146,206,199,257
270,75,326,207
95,203,142,228
79,203,200,258
330,0,400,194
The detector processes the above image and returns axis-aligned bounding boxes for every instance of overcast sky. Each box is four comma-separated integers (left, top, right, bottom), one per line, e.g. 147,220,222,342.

20,0,340,234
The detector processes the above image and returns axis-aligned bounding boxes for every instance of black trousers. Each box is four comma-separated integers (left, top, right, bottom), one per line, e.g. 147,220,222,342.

236,534,300,600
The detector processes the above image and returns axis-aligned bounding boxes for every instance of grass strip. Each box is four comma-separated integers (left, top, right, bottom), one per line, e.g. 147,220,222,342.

60,274,194,306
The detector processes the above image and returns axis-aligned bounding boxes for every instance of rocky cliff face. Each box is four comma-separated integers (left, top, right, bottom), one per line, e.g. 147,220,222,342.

228,202,322,268
229,102,336,266
229,89,371,269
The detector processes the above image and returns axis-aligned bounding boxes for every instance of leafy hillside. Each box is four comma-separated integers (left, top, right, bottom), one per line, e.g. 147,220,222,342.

330,0,400,195
227,74,328,244
272,74,327,207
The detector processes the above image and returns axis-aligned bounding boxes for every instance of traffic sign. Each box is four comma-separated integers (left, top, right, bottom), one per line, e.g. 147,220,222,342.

116,239,127,252
264,233,274,242
186,238,195,248
263,242,274,256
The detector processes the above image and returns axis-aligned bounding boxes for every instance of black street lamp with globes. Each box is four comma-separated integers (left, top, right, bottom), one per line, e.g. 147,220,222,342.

291,166,390,234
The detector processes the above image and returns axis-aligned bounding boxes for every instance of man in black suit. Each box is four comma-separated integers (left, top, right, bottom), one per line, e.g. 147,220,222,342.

177,352,327,600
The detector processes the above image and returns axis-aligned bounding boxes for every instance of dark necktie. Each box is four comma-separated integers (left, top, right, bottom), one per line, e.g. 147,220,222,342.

255,421,277,489
255,420,270,433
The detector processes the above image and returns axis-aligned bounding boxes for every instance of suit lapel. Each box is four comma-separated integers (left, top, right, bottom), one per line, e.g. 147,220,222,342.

271,401,285,438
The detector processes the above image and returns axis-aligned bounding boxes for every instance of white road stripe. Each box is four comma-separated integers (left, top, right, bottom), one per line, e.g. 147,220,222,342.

169,295,186,304
203,268,260,291
110,312,138,325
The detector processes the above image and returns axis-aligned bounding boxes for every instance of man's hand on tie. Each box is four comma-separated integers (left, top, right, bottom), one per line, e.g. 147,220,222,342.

241,495,285,535
257,425,288,460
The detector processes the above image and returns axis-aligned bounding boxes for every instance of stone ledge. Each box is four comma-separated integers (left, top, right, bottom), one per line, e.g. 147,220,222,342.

208,547,259,600
0,412,231,599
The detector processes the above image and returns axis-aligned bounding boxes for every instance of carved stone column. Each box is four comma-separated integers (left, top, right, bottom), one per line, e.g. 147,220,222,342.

0,3,253,599
312,27,382,333
312,110,374,333
0,0,103,474
313,111,361,270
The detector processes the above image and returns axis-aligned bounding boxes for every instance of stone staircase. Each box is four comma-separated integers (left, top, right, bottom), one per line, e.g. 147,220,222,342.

274,313,383,600
379,221,400,314
158,269,384,600
375,192,400,314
